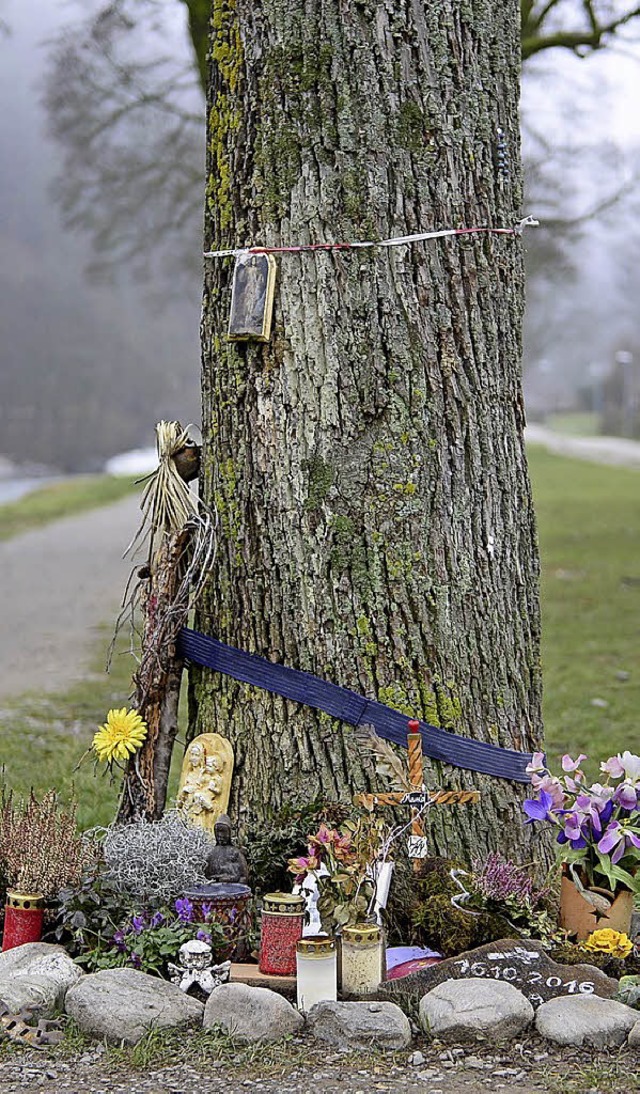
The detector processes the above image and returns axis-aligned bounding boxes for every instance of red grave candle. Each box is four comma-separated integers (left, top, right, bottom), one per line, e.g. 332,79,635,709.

259,892,305,975
2,891,44,951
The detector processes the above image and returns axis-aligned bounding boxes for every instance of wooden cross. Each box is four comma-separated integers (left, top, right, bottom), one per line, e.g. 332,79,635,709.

355,719,480,874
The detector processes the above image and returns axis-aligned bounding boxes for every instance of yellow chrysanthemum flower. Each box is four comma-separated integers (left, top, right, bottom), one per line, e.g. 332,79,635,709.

584,928,633,959
92,708,147,764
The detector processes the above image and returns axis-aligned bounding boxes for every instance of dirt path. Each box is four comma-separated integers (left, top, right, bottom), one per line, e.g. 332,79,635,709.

526,423,640,469
0,494,140,701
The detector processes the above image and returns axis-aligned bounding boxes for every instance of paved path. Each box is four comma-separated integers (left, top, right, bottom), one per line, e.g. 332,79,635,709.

526,423,640,469
0,493,140,701
1,425,637,705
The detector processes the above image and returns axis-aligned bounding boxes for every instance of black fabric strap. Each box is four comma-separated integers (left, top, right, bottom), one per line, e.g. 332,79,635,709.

179,627,534,783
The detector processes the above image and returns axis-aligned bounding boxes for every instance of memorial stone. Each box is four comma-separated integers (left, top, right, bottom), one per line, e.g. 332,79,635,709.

380,938,617,1009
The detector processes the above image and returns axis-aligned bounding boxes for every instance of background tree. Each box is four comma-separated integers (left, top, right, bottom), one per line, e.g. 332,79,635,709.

191,1,543,865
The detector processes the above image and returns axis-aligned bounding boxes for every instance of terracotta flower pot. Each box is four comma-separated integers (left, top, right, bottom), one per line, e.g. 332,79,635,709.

2,890,44,951
560,873,634,941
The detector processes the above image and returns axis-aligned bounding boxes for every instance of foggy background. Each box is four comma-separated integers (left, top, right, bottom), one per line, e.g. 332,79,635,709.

2,0,640,475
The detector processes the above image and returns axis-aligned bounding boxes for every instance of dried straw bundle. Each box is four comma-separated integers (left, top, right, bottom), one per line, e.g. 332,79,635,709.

125,420,203,561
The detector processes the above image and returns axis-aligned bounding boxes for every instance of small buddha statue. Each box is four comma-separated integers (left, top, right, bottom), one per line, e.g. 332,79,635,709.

204,814,249,886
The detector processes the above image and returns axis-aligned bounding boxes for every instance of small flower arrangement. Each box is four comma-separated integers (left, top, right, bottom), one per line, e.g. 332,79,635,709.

524,750,640,895
584,928,633,959
82,897,227,977
288,816,388,931
92,708,147,765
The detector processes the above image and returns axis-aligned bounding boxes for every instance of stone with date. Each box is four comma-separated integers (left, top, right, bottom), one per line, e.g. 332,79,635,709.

380,938,617,1009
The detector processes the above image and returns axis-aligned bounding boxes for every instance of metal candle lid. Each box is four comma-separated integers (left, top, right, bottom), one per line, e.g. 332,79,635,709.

262,892,306,915
297,934,336,956
342,923,382,945
5,891,44,910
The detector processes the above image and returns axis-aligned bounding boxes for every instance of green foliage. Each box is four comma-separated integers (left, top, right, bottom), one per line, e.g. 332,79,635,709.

243,796,350,896
53,856,138,957
0,475,137,542
83,909,227,978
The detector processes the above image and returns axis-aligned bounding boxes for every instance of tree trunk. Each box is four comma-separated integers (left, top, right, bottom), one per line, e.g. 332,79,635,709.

193,0,545,866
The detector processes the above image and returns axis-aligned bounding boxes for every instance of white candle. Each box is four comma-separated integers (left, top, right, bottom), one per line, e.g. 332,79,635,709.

296,935,337,1011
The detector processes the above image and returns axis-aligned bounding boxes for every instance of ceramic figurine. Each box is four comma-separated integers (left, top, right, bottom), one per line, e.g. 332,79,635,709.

204,814,249,885
168,939,231,995
177,733,234,833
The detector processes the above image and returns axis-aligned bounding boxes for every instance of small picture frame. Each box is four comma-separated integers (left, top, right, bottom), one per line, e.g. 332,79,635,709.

228,252,277,343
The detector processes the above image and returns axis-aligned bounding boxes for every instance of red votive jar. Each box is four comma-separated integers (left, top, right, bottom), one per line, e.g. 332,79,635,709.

2,891,44,951
259,892,305,975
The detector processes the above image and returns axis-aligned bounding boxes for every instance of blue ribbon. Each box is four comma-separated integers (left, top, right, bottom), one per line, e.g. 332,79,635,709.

179,627,535,783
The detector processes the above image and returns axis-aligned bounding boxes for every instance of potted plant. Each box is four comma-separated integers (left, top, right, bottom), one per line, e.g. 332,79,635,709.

0,788,87,950
524,750,640,940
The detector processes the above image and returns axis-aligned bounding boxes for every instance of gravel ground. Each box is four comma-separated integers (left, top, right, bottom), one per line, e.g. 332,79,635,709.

0,494,140,701
0,1035,637,1094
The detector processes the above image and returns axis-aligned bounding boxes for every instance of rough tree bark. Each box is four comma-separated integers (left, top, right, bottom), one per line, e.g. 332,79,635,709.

193,0,545,866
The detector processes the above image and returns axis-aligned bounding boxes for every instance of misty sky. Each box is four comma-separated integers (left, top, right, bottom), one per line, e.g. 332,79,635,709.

2,1,640,467
0,0,201,471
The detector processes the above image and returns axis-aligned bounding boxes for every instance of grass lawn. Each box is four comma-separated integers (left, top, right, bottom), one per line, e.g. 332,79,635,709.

0,630,186,828
0,474,138,542
545,412,601,437
529,445,640,777
0,447,636,825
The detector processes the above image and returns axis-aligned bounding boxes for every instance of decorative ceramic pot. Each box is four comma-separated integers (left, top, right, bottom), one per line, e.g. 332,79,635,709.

259,892,305,976
2,890,44,951
184,882,252,960
560,872,634,941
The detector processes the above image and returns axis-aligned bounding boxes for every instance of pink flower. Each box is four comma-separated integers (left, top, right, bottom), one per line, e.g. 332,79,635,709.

601,752,640,784
526,752,546,776
309,824,340,848
601,755,625,779
562,753,587,772
288,853,320,876
531,773,565,810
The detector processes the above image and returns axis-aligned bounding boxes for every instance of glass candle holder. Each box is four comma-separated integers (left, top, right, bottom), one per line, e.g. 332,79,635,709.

341,923,384,996
296,934,337,1011
259,892,305,975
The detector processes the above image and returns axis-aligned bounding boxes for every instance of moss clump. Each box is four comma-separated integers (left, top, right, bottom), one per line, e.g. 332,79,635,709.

207,0,244,229
304,457,334,510
386,856,512,956
397,100,426,152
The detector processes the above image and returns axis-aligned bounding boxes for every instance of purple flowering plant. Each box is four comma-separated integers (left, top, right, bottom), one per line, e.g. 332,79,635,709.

524,750,640,895
83,898,227,977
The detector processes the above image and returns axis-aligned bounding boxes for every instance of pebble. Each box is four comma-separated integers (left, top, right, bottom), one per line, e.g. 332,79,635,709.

464,1057,486,1069
408,1052,426,1067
